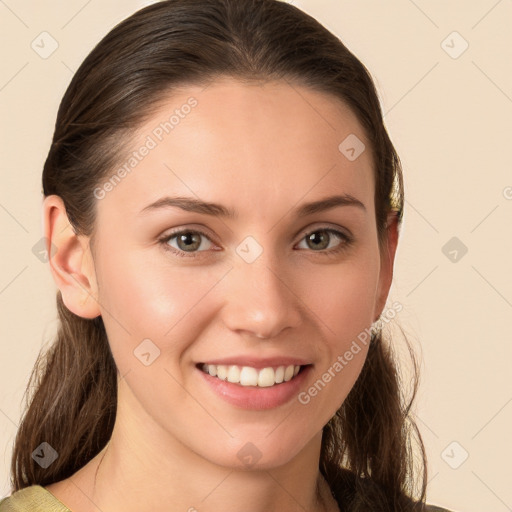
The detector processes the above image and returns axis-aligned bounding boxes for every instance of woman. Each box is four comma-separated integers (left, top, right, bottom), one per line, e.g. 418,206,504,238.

0,1,455,510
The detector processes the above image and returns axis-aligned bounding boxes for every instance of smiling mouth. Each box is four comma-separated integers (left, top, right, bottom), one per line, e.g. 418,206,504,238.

198,363,307,388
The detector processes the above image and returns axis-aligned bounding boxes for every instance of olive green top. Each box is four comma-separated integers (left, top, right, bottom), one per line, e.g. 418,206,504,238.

0,486,70,511
0,485,456,511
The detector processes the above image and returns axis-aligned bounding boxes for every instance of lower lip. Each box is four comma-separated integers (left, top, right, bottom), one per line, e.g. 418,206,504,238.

197,365,312,410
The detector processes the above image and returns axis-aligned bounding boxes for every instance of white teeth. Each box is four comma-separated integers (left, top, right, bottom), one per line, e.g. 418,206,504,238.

200,363,302,387
284,365,294,382
240,366,258,386
227,365,240,383
216,365,227,380
257,367,275,387
275,366,284,384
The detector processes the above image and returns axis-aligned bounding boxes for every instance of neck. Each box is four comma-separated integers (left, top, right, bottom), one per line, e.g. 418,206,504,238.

72,384,340,512
90,431,337,512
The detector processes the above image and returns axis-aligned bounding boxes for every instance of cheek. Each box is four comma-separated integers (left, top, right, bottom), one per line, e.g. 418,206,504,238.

295,251,380,417
94,246,228,370
305,253,381,342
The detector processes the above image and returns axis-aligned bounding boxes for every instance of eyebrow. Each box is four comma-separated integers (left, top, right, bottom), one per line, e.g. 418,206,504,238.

139,194,366,218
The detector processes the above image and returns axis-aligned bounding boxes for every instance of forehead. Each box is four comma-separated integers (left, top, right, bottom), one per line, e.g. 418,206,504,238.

95,77,375,222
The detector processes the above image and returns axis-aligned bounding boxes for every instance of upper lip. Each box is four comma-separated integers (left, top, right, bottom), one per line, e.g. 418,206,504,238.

199,356,311,369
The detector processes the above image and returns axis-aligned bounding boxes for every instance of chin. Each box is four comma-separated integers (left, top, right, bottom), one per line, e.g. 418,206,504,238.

196,429,317,472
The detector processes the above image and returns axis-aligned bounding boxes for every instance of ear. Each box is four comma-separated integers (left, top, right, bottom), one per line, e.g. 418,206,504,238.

43,195,101,319
373,211,400,323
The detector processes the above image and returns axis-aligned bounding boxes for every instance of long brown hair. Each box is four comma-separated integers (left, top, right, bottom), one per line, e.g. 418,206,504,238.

11,1,427,509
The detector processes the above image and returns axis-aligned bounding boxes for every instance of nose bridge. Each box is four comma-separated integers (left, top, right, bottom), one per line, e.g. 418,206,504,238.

222,238,302,339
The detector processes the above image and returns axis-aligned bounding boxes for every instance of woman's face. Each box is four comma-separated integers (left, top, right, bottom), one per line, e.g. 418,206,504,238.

86,77,394,469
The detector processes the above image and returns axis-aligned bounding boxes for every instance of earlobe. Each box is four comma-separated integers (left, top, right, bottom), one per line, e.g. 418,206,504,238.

43,195,101,319
373,211,400,323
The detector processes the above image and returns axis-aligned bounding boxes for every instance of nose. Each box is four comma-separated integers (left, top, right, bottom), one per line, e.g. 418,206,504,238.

221,252,303,340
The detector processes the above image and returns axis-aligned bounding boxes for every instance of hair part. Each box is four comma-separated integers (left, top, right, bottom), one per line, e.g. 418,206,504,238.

12,1,425,509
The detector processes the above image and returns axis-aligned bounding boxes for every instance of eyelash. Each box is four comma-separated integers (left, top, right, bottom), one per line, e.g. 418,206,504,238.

157,227,353,259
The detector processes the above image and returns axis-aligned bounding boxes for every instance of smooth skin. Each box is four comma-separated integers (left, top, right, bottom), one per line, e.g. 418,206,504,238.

44,77,399,512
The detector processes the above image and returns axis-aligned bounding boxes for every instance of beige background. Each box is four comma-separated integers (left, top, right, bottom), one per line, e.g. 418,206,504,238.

1,0,511,510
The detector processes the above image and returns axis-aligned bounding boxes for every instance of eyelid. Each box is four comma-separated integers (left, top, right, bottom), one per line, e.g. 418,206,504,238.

296,222,353,241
